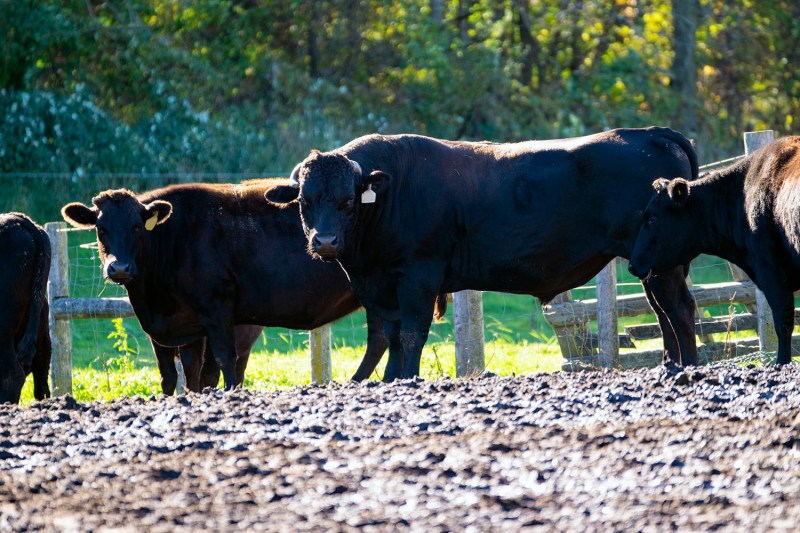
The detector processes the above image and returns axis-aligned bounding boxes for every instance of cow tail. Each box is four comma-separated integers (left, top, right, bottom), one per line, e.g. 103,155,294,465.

433,293,448,321
15,216,51,366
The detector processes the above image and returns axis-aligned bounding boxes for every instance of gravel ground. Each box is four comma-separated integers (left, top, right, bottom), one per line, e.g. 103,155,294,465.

2,363,800,532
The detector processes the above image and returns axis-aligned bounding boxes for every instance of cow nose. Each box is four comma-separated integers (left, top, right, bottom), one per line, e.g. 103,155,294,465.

312,233,339,255
628,261,646,279
106,261,132,281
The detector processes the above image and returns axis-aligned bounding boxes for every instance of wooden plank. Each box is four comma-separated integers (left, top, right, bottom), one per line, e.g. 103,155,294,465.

309,325,332,384
596,260,619,368
744,130,778,353
454,290,485,377
543,281,757,327
51,297,134,319
627,309,800,340
45,222,72,397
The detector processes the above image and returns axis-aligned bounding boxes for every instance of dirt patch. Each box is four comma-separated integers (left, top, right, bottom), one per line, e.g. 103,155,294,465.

2,363,800,531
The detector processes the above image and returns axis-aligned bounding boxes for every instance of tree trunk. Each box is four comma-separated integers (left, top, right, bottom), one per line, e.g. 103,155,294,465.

671,0,699,137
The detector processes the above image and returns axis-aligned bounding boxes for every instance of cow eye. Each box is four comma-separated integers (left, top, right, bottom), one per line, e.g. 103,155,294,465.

647,215,657,226
300,197,311,209
340,197,354,210
96,227,107,238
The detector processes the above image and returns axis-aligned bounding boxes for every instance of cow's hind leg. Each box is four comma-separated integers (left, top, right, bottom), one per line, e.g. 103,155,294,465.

761,284,795,365
352,311,389,381
32,305,51,400
642,264,698,366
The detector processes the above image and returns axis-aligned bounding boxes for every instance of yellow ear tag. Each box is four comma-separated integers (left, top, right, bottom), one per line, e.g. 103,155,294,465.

145,213,158,231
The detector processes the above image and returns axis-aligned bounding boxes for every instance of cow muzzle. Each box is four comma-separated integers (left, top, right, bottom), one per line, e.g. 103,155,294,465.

627,261,651,280
311,232,340,260
105,260,135,284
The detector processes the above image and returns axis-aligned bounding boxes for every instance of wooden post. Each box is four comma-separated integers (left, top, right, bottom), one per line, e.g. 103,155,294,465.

454,290,485,377
309,325,332,384
175,357,187,395
549,291,593,369
45,222,72,396
744,130,778,354
596,259,620,368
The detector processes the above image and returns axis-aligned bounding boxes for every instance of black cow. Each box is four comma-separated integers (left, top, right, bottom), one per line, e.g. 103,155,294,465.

629,136,800,365
0,213,51,403
61,180,399,391
265,127,700,379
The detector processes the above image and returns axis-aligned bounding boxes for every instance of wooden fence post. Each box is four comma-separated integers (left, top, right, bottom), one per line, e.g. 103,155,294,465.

45,222,72,396
309,325,332,384
743,130,778,354
454,290,485,377
596,259,620,368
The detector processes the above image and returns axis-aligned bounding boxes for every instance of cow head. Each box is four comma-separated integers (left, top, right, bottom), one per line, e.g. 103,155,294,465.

265,150,389,260
61,190,172,284
629,177,697,279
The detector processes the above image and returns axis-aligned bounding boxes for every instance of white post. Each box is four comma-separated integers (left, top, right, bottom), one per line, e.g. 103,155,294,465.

45,222,72,396
454,290,485,377
744,130,778,354
596,259,620,368
309,325,332,384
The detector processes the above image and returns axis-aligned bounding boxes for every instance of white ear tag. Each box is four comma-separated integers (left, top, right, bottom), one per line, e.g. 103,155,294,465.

361,184,376,204
145,213,158,231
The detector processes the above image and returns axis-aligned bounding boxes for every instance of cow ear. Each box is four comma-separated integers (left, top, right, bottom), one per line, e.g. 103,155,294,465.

143,200,172,230
264,185,300,206
652,178,669,192
360,170,391,204
667,178,690,208
61,202,98,229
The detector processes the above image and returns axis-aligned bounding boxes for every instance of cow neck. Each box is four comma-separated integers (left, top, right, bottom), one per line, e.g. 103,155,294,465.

122,224,174,323
696,163,749,265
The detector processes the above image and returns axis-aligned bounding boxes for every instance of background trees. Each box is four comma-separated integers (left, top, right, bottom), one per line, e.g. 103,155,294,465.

1,0,797,220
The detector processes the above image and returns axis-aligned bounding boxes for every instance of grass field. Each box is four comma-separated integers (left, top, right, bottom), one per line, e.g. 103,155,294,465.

16,227,788,404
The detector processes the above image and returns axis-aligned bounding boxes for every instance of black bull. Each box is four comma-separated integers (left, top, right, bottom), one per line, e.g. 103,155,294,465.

61,181,398,391
266,127,700,380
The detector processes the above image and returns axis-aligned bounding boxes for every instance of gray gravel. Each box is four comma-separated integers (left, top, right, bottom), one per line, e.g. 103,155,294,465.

2,363,800,531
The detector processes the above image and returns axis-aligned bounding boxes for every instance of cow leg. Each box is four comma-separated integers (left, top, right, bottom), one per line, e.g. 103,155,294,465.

32,305,51,400
383,319,404,382
199,345,221,390
352,311,389,381
151,341,179,395
397,278,438,379
642,265,698,366
233,325,262,387
761,284,795,365
201,324,238,390
179,339,206,392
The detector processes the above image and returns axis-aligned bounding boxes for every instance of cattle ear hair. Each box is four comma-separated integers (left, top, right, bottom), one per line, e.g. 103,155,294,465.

264,185,300,206
364,170,391,194
288,162,303,188
652,178,669,192
144,200,173,227
61,202,98,229
667,178,689,207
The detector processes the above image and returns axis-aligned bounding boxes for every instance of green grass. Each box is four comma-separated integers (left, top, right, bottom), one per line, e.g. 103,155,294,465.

16,229,788,404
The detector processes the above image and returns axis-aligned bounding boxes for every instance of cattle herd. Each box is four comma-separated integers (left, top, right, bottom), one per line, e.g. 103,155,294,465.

2,127,799,404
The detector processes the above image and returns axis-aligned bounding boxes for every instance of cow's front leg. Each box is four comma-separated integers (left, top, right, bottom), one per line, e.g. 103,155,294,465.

383,319,404,382
200,323,238,390
352,311,389,381
179,338,207,392
642,265,698,366
152,341,179,395
397,275,439,379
